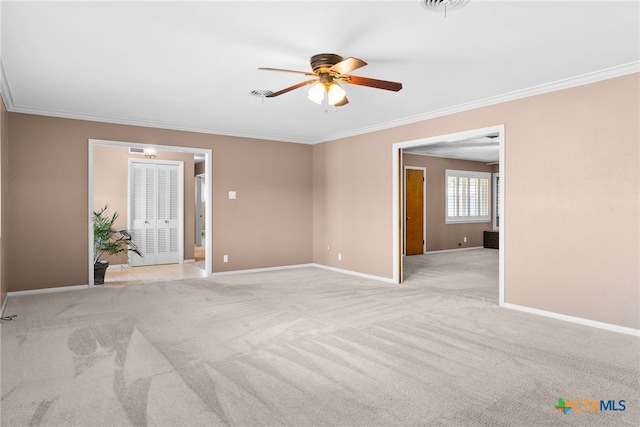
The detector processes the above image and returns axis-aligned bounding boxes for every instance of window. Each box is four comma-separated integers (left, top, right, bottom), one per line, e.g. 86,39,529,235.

446,169,491,223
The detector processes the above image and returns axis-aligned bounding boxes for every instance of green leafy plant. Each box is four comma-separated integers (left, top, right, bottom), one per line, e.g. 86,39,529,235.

93,205,142,264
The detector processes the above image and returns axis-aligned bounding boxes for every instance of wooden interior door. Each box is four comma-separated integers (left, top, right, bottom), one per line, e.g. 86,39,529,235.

405,168,424,255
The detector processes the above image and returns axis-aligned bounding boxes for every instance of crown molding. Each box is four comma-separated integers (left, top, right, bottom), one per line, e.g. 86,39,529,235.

2,59,638,145
0,57,17,111
5,103,309,144
309,61,640,144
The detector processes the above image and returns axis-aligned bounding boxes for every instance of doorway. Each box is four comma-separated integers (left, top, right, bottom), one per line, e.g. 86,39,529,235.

392,125,505,306
404,166,425,255
129,159,184,267
88,139,213,287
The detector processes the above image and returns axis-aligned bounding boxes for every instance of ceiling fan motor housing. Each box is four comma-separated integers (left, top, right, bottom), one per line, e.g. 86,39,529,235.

310,53,343,74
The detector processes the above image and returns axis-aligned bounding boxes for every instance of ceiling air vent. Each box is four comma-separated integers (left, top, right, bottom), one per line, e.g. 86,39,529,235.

250,90,274,97
420,0,470,14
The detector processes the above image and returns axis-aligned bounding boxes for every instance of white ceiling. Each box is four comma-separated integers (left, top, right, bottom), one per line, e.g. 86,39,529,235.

1,1,639,145
404,133,500,162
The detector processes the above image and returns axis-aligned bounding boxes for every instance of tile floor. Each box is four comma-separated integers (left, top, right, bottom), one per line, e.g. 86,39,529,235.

103,262,206,287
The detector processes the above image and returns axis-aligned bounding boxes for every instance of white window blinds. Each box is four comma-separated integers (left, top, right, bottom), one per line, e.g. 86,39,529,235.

446,170,491,223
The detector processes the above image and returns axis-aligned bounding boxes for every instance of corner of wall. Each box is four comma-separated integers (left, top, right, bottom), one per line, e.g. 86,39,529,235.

0,93,9,308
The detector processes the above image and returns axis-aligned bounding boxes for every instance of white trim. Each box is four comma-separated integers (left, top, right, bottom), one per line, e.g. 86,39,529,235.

3,58,637,145
403,166,426,255
0,59,16,112
211,264,316,277
109,263,131,269
503,303,640,337
498,125,505,306
492,172,500,231
204,151,213,277
0,294,9,318
312,264,396,284
392,124,505,308
88,139,213,288
212,263,394,284
422,246,484,254
311,62,640,144
7,284,90,298
88,141,95,286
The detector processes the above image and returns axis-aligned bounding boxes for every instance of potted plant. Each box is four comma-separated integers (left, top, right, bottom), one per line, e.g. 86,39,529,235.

93,205,142,285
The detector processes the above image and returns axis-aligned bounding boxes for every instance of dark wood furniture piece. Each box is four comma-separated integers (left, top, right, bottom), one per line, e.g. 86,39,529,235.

483,231,499,249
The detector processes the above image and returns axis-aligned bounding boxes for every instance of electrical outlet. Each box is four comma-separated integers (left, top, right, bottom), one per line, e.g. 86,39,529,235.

338,253,342,261
223,255,228,263
464,237,467,243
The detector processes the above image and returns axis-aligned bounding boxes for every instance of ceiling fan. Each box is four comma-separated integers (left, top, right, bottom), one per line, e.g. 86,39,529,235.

259,53,402,107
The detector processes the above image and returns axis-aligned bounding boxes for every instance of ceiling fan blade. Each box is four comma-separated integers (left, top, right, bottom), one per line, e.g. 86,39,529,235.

340,75,403,92
258,67,315,76
266,79,318,97
334,96,349,107
329,57,367,75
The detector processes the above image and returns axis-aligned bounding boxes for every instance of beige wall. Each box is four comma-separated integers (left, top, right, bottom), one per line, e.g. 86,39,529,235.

7,114,313,291
93,145,196,264
312,134,393,278
4,73,638,330
313,73,639,329
0,96,7,307
403,154,495,251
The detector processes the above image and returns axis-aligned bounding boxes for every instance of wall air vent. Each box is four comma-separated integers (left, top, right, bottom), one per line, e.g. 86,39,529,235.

129,147,145,154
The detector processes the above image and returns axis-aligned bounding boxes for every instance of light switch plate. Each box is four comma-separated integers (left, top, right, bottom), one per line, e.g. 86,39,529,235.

228,191,236,199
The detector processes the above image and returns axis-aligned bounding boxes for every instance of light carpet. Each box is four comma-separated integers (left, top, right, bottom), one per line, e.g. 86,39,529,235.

1,250,638,426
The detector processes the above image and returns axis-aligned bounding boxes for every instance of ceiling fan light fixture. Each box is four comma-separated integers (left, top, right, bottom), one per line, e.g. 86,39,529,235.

308,81,347,106
261,52,402,106
327,82,346,105
307,83,326,104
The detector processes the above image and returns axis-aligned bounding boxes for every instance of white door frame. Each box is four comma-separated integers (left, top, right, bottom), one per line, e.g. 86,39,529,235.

403,166,426,255
88,139,213,287
195,174,204,247
392,124,505,306
128,158,184,267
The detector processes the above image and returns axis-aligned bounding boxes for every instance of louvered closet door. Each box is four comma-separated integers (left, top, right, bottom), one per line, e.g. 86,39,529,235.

155,165,179,264
129,161,181,267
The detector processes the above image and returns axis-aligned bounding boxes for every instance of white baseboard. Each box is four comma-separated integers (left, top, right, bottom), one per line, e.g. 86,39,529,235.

311,263,395,284
421,246,485,255
211,263,395,284
7,284,90,298
0,294,9,318
211,263,316,277
111,260,198,268
502,302,640,337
